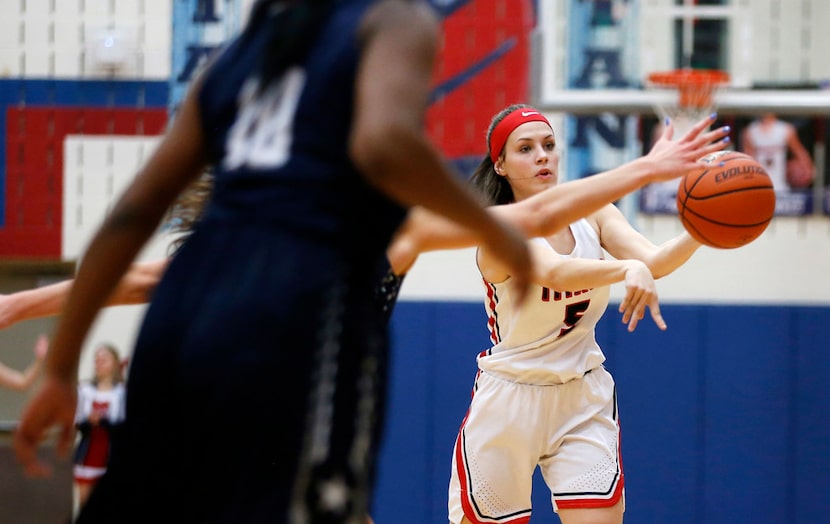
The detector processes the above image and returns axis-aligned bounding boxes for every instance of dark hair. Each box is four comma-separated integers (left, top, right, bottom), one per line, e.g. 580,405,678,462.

468,103,535,205
244,0,335,94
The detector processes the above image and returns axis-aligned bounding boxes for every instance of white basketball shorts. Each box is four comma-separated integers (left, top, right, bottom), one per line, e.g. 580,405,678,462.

448,366,624,523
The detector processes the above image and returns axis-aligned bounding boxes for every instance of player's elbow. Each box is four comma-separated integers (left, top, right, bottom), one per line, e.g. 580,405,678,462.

536,261,574,290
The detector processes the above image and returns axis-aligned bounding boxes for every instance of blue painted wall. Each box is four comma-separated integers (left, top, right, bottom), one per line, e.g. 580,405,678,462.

372,302,830,524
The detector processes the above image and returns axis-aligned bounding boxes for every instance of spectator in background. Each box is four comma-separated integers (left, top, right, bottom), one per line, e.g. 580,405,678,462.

740,112,815,191
73,343,126,511
0,334,47,392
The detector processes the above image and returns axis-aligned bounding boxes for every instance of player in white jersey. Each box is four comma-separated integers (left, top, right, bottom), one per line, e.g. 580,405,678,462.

740,112,815,191
478,219,609,385
448,104,719,524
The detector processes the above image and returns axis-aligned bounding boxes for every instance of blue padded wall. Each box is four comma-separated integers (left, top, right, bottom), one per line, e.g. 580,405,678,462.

372,302,830,524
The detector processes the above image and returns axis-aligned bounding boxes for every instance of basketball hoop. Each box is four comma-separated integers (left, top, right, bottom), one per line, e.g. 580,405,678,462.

646,68,730,125
642,68,731,210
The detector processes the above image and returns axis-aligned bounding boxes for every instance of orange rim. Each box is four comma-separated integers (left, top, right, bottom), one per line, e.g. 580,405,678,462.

647,69,730,109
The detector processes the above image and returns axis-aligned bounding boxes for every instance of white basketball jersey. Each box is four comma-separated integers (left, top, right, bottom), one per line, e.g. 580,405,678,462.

746,120,791,191
478,219,610,385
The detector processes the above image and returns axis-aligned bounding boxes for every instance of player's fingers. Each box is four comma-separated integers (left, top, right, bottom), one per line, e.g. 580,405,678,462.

622,286,645,324
661,119,675,141
649,300,667,331
619,294,634,324
697,138,731,160
683,112,718,141
692,127,731,155
627,312,640,332
700,125,731,143
627,297,648,332
12,428,51,478
618,291,632,317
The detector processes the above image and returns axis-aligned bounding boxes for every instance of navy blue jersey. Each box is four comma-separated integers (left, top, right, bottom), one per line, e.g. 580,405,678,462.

197,0,406,264
77,2,405,523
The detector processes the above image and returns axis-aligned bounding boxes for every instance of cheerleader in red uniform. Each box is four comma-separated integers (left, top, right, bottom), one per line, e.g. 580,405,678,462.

73,343,126,510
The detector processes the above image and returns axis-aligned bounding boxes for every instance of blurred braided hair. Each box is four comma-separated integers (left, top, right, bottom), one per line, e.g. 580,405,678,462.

164,170,214,256
243,0,335,95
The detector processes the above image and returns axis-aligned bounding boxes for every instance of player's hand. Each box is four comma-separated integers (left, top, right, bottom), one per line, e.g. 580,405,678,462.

617,260,666,332
645,114,732,183
13,374,78,478
32,334,49,361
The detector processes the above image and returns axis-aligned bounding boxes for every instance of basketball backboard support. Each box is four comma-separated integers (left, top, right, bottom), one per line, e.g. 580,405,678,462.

532,0,830,118
534,88,830,116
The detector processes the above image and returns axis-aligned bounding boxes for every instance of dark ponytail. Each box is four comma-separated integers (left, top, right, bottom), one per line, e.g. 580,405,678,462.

468,155,513,206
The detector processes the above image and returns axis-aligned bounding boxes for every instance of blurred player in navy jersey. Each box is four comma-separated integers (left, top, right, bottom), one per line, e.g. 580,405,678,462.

13,1,534,522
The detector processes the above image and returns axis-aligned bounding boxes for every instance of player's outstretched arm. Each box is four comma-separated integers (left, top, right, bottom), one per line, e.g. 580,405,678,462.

478,240,664,333
0,334,48,391
592,203,702,280
387,114,730,275
0,259,169,330
531,248,666,333
517,114,730,239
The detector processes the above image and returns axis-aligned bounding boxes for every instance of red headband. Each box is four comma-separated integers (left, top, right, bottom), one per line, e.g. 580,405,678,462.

488,108,551,163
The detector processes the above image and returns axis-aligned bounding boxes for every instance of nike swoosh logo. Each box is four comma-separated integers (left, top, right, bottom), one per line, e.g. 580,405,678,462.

521,111,538,117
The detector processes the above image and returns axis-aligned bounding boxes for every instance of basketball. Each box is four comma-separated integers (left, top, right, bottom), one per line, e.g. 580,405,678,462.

676,151,776,249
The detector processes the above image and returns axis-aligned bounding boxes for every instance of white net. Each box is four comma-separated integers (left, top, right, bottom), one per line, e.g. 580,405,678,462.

646,69,731,137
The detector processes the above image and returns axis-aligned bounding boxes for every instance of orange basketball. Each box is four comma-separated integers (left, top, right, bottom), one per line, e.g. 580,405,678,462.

676,151,776,249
